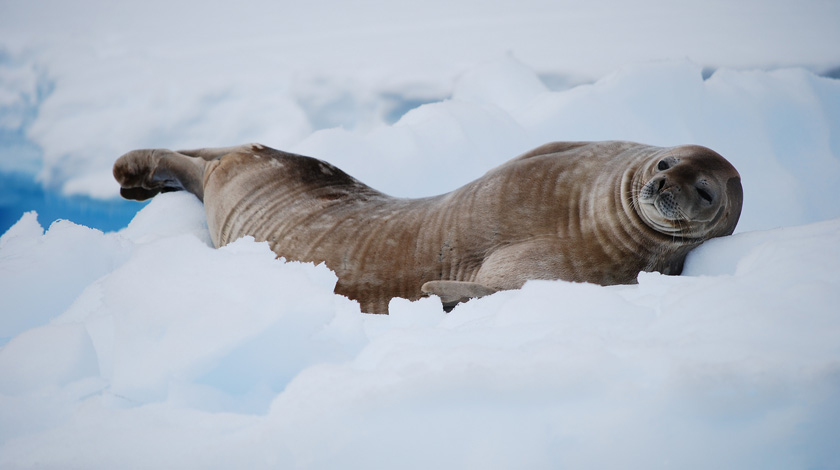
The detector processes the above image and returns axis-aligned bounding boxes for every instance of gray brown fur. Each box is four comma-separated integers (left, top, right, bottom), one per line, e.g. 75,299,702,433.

113,141,742,313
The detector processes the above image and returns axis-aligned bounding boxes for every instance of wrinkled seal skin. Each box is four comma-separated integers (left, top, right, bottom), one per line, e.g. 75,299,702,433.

114,141,743,313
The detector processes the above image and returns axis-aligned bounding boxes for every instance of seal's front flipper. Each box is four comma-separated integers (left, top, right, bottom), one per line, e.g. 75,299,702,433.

113,149,208,201
421,280,497,312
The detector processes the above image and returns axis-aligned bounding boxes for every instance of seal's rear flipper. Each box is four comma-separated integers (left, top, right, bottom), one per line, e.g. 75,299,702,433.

421,280,497,312
113,149,208,201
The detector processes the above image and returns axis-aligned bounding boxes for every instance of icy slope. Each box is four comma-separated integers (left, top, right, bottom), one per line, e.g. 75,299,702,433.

1,192,838,468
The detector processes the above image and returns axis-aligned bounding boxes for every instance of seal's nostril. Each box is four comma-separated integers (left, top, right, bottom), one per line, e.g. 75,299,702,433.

656,178,666,192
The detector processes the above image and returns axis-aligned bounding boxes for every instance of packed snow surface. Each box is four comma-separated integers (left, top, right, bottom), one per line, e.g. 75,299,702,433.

2,0,840,468
2,195,839,469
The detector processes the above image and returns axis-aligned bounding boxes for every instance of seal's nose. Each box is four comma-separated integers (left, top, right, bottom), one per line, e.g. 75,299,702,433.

641,175,668,200
655,176,666,193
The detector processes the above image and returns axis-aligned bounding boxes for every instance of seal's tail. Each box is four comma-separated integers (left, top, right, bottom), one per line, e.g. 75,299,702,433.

113,149,209,201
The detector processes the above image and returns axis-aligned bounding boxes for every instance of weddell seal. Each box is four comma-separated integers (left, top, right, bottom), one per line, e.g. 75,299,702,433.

113,141,742,313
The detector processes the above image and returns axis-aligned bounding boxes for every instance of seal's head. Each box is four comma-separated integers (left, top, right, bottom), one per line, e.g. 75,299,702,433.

636,145,742,239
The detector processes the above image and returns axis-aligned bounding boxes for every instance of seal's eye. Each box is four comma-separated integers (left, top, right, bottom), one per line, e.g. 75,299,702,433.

657,160,670,171
696,187,713,203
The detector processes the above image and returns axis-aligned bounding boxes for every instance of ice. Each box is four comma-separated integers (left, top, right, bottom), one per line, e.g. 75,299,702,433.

452,54,549,114
2,197,838,466
0,214,131,341
2,0,840,467
683,218,840,278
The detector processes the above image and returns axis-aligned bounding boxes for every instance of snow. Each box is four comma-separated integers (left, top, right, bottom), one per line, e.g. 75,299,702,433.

2,0,840,468
2,196,839,468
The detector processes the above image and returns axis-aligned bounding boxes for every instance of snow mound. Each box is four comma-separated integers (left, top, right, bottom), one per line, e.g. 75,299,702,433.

1,189,839,468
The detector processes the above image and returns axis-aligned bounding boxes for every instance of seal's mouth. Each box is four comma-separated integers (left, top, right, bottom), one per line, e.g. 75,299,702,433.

652,192,682,221
639,199,683,231
639,179,683,219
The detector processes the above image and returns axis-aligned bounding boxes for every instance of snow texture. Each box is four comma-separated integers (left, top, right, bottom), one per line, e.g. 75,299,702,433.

2,0,840,468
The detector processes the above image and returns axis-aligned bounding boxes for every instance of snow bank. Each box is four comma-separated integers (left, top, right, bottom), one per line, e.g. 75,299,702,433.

2,1,840,467
1,193,839,469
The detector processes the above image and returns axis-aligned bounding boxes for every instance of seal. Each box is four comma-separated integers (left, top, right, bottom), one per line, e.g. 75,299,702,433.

113,141,742,313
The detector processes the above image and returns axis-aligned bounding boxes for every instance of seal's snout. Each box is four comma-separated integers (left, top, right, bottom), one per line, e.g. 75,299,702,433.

655,190,680,220
639,173,688,222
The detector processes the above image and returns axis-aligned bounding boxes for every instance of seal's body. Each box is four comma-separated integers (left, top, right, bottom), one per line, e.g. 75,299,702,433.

114,141,742,313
